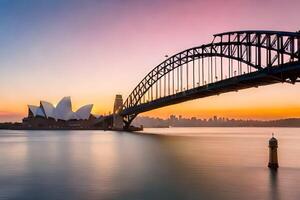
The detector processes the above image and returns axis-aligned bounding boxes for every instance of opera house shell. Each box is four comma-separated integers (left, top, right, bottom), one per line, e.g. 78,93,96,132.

27,96,93,121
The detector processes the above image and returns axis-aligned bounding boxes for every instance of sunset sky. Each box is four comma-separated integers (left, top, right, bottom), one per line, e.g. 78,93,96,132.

0,0,300,122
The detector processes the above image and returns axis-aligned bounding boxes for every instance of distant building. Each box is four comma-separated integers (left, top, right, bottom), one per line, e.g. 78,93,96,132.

23,97,98,129
213,116,218,121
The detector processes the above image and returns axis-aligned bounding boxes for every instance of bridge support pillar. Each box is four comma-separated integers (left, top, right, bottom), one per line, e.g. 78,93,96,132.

113,114,124,130
112,94,124,130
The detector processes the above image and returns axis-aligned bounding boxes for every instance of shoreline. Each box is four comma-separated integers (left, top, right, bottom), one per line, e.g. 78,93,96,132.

2,125,300,131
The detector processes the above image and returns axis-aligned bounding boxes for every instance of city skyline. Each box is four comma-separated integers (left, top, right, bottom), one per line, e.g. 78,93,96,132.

133,115,300,128
1,0,300,122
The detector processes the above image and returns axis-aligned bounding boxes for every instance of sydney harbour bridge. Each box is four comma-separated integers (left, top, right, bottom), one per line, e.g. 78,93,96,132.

101,30,300,130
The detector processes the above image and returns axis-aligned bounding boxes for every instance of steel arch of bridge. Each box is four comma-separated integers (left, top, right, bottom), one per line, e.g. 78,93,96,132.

120,30,300,128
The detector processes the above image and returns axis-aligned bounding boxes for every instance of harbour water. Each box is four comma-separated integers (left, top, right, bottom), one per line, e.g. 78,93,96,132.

1,127,300,200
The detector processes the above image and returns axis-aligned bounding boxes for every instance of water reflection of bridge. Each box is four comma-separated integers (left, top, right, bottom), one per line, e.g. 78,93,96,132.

101,30,300,130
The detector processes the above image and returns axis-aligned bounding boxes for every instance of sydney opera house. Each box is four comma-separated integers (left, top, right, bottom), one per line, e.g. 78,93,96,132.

22,97,99,129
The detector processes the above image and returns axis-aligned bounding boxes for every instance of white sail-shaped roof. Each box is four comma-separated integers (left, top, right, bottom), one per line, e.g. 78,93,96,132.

35,107,45,117
66,112,78,120
54,96,72,121
27,96,95,121
75,104,93,120
40,101,55,119
28,105,39,116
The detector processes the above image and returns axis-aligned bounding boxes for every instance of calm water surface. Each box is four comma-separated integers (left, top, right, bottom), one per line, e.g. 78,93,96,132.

1,127,300,200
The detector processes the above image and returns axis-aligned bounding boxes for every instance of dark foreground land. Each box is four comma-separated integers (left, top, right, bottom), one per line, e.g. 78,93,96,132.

0,122,142,131
0,122,101,130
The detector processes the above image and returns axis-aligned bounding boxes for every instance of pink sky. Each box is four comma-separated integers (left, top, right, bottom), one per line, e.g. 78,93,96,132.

0,0,300,122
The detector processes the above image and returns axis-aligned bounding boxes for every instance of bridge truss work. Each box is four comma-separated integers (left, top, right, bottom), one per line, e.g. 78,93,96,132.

118,30,300,128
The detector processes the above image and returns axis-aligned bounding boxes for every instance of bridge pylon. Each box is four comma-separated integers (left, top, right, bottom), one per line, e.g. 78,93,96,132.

112,94,124,130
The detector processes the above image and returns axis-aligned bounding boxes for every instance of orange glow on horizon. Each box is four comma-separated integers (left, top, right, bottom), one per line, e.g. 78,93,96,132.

3,100,300,122
1,83,300,122
141,105,300,120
